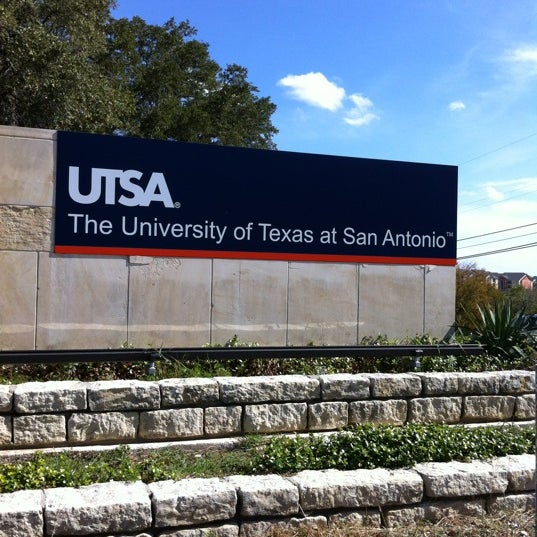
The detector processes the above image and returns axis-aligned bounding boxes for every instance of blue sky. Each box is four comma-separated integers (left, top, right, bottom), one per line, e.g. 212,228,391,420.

113,1,537,275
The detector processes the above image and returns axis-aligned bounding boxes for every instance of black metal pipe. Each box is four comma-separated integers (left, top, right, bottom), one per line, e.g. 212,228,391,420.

0,344,484,365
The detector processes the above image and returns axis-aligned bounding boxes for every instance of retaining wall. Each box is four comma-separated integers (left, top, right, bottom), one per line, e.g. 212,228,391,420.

0,370,534,450
0,124,456,350
0,370,535,536
0,454,535,536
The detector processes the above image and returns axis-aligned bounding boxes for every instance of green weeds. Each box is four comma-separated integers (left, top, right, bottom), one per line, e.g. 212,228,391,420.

0,424,533,493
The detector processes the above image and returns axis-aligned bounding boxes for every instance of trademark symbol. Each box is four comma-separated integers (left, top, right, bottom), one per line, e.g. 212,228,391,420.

446,231,454,238
174,201,182,208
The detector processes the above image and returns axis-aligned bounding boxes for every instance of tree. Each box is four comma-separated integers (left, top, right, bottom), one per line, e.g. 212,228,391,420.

504,285,537,315
0,0,132,133
0,2,278,148
455,262,502,331
106,16,277,148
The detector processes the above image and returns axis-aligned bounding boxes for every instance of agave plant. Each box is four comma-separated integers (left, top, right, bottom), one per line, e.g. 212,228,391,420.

467,300,531,359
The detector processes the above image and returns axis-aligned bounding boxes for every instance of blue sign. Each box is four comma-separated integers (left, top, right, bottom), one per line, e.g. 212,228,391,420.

54,131,457,265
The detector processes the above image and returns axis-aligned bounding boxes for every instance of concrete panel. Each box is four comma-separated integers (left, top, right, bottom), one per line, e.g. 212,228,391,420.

0,251,37,349
36,253,128,349
211,259,288,345
424,265,456,339
128,257,212,347
287,262,358,346
0,126,55,206
359,264,424,339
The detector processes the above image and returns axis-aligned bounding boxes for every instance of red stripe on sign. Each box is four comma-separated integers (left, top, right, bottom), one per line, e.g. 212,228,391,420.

54,245,457,266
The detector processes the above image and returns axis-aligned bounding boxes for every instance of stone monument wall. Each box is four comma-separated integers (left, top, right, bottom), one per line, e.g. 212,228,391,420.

0,125,456,350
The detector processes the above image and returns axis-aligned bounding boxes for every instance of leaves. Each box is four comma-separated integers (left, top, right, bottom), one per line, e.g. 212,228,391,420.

251,424,535,474
0,2,277,148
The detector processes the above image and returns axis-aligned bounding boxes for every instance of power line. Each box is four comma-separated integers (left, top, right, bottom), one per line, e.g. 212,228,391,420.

457,230,537,250
458,221,537,242
458,188,537,213
459,132,537,166
459,182,537,210
457,241,537,260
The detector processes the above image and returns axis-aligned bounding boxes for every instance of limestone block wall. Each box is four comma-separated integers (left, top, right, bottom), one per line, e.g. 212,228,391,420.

0,455,534,536
0,371,534,451
0,125,456,350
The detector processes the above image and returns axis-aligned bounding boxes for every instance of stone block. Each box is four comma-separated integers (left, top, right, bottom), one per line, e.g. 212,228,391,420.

205,406,242,437
218,375,320,404
0,251,37,349
240,516,327,537
13,414,65,446
359,264,424,339
424,265,456,338
349,400,407,425
417,372,459,396
0,416,11,446
414,460,508,497
139,408,204,440
329,510,382,528
0,205,52,251
0,126,55,206
408,397,462,424
368,373,422,398
491,454,535,491
385,499,486,527
498,370,535,394
14,381,86,413
149,478,237,528
68,412,138,443
128,257,212,347
211,259,288,345
462,395,516,422
308,401,348,430
289,468,422,510
287,262,358,345
225,474,299,517
159,378,220,407
488,492,535,514
320,373,370,400
36,253,129,349
87,380,160,411
458,372,499,395
159,524,239,537
515,394,535,419
45,481,151,536
0,489,44,537
243,403,307,433
0,385,13,412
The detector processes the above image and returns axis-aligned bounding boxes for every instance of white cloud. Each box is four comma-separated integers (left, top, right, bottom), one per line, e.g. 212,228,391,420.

484,185,504,201
502,44,537,77
457,177,537,273
278,72,345,111
278,72,379,127
343,94,379,126
448,101,466,111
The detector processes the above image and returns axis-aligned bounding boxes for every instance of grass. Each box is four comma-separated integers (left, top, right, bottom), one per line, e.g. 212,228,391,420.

0,424,534,494
267,510,535,536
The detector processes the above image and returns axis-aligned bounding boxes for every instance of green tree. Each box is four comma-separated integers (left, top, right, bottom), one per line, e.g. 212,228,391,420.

106,16,277,148
0,0,132,132
456,262,502,331
0,2,278,148
505,285,537,315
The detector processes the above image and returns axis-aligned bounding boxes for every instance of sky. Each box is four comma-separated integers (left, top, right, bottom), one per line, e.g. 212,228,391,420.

112,0,537,275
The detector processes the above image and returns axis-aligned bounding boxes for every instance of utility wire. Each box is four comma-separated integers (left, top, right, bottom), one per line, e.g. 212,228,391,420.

458,222,537,242
459,188,537,213
459,132,537,166
457,241,537,260
457,230,537,250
